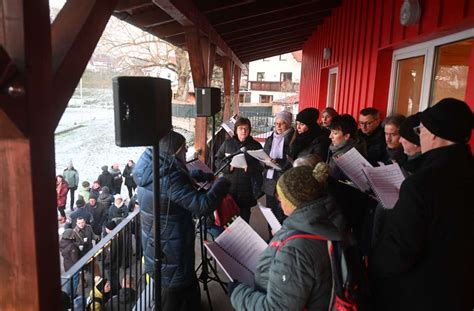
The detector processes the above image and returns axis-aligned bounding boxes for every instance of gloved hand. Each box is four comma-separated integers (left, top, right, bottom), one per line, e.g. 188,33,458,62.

227,280,241,297
211,177,231,195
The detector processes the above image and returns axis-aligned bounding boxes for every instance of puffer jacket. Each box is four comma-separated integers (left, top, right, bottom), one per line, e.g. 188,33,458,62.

231,197,343,310
215,136,263,208
134,148,230,289
289,125,331,161
261,128,294,197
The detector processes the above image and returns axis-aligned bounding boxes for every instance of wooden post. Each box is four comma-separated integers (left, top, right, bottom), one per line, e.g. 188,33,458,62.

223,58,233,120
233,64,242,115
0,0,116,309
185,26,215,162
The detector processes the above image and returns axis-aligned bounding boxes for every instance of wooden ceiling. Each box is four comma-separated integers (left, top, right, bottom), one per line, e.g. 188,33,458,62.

113,0,341,65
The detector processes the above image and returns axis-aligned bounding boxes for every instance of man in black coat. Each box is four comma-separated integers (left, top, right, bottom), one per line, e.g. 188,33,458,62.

98,165,114,190
357,107,387,166
371,98,474,311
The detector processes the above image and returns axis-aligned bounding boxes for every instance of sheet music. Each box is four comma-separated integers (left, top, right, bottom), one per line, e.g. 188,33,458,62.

362,163,405,209
247,149,282,171
334,147,372,192
258,203,282,232
204,217,267,287
186,160,213,190
221,118,236,137
229,153,247,169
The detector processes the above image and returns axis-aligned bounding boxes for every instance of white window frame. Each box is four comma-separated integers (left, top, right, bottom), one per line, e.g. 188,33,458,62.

387,28,474,115
327,67,338,108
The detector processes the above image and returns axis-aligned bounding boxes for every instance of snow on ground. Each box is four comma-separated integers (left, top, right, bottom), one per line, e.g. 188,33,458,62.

55,107,194,200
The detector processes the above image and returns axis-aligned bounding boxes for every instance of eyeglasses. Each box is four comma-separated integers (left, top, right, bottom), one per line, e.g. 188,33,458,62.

413,124,424,136
359,119,377,127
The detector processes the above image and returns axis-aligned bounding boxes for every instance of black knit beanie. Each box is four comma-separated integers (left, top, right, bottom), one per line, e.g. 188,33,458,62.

421,98,473,143
296,108,319,128
399,112,421,146
159,130,186,155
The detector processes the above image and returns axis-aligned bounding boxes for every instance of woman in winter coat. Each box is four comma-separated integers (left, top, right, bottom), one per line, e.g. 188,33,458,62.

230,163,343,310
56,175,69,222
290,107,331,161
123,160,137,199
262,110,294,223
134,130,230,310
327,114,367,181
215,117,264,223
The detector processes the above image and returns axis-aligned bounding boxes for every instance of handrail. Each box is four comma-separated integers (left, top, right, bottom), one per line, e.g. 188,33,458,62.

60,208,140,286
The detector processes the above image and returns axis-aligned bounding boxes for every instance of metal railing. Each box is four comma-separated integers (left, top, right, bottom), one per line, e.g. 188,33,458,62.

60,209,152,310
240,111,275,135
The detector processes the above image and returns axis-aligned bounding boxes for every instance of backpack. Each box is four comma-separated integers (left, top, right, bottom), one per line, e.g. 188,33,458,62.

275,231,369,311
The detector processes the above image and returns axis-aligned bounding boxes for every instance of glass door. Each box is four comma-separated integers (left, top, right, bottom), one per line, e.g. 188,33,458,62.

393,55,425,115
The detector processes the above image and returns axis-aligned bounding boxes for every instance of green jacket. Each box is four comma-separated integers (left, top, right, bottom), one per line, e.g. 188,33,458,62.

231,197,344,310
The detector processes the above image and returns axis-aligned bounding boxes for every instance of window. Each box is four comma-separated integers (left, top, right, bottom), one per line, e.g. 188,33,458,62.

279,54,287,61
280,72,292,82
259,95,273,103
388,29,473,115
327,67,338,108
239,92,251,103
257,72,265,81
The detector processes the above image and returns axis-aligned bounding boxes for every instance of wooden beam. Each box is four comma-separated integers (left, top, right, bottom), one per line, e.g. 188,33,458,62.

0,0,61,309
233,64,241,116
202,0,255,14
238,40,305,57
228,27,314,46
116,7,173,28
152,0,244,69
222,19,321,41
147,21,183,38
184,26,208,162
51,0,118,128
240,45,303,63
232,34,311,51
223,57,232,120
115,0,151,11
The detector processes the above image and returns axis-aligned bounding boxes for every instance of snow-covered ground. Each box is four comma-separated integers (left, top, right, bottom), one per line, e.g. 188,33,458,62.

55,107,194,200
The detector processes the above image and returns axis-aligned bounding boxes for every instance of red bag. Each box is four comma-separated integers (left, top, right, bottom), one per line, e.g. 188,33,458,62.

214,194,240,227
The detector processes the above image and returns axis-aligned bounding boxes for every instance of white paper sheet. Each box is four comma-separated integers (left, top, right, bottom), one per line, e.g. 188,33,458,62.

204,217,268,287
229,153,247,169
247,149,282,171
258,203,282,232
334,147,372,192
362,163,405,209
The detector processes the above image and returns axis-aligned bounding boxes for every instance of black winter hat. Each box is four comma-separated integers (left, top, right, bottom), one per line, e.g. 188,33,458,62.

399,112,421,146
75,198,85,208
421,98,473,143
105,221,117,231
296,108,319,127
159,130,186,155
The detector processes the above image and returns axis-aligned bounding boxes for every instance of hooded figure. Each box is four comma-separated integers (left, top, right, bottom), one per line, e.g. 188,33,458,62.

230,163,345,310
134,130,230,310
98,165,113,190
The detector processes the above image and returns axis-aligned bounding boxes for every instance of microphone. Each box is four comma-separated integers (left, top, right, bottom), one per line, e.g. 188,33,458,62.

223,147,247,161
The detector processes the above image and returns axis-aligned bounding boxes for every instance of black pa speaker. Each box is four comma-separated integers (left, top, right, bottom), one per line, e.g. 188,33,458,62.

195,87,221,117
113,76,172,147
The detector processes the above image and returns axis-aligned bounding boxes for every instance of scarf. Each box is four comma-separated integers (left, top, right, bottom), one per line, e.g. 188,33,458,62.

266,129,291,179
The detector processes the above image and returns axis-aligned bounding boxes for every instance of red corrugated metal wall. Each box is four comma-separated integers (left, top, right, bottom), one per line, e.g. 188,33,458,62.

300,0,474,118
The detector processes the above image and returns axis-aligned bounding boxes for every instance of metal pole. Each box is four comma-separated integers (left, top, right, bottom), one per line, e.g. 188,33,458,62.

152,145,161,310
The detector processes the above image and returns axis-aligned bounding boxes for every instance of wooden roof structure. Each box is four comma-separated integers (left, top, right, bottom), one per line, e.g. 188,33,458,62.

114,0,341,65
0,0,340,309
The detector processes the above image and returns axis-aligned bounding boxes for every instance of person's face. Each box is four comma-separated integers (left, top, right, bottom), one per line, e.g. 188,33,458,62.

115,198,123,206
128,160,133,167
296,121,309,134
236,125,250,142
384,124,401,149
76,219,86,229
359,114,380,135
105,227,112,234
274,118,290,135
89,198,96,206
56,176,62,183
400,137,421,156
104,281,111,293
321,112,333,128
329,129,350,147
92,182,100,189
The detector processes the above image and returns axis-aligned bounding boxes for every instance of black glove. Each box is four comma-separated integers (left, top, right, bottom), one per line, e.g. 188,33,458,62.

227,280,241,297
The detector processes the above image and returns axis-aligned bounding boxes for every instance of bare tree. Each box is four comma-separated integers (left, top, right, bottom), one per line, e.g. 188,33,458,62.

97,17,192,100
